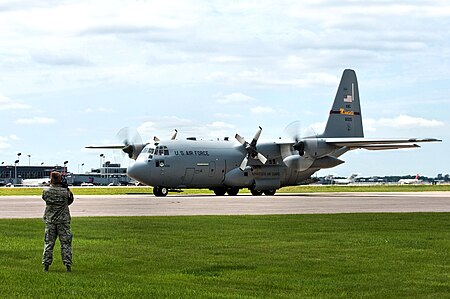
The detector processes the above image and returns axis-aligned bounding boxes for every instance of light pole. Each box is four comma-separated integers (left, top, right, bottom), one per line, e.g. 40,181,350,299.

99,154,104,169
106,160,110,184
27,154,31,166
15,153,21,185
14,159,19,185
63,161,68,175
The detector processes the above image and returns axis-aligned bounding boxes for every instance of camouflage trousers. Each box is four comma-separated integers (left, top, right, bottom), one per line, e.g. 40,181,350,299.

42,222,72,266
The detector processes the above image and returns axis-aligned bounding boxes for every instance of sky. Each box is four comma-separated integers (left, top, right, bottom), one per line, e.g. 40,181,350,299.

0,0,449,177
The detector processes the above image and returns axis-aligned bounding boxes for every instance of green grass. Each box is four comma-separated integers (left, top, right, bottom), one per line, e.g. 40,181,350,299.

0,214,449,298
0,184,449,196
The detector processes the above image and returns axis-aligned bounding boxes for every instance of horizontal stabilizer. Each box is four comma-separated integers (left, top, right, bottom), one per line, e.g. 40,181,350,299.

324,138,441,149
360,144,420,150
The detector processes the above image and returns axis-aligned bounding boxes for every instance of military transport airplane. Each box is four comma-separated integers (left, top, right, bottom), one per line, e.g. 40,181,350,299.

87,69,441,197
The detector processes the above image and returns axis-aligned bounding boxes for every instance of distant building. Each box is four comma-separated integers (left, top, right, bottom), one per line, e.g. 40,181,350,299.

0,165,65,186
0,162,134,186
69,162,134,186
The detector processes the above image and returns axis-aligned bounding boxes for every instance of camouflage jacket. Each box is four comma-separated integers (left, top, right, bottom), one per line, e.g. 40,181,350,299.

42,185,74,223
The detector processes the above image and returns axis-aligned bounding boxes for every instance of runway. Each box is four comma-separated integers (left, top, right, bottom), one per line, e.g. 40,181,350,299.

0,192,449,219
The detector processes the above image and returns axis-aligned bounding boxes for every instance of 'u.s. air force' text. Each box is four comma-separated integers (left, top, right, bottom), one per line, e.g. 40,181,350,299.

174,150,210,156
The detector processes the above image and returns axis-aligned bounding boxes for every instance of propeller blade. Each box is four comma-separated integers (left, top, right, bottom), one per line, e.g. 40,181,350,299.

171,129,178,140
284,121,301,143
239,155,249,171
236,126,267,170
116,127,131,146
257,153,268,164
251,126,263,145
235,134,246,145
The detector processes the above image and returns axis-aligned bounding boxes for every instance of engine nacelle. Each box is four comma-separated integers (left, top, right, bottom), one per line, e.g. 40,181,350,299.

224,167,254,187
283,155,314,172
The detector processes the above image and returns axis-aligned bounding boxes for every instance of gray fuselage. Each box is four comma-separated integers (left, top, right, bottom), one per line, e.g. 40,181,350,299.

127,139,318,190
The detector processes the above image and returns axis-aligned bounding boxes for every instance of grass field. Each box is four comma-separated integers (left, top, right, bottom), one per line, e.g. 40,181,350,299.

0,184,449,196
1,213,449,298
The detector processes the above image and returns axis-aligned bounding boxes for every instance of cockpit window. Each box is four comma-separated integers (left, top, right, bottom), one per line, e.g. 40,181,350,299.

148,148,155,160
154,146,169,156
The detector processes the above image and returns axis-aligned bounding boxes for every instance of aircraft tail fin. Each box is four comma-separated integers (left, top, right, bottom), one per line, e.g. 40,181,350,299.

321,69,364,138
348,173,358,182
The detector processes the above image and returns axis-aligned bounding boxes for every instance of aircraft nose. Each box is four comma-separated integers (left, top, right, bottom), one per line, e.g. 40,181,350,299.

127,161,147,184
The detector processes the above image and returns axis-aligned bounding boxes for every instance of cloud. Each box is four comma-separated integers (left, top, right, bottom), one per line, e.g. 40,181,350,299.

209,56,244,63
83,107,116,113
208,70,339,87
9,134,21,141
15,117,57,125
368,115,444,130
204,121,236,139
0,94,31,110
251,106,275,115
137,121,157,137
208,121,235,129
81,25,183,44
216,93,255,104
136,117,238,141
0,142,10,149
31,51,92,66
0,134,21,149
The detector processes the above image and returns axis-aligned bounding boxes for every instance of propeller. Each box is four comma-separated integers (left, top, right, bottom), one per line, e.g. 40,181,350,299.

282,121,318,171
235,126,268,171
284,121,305,155
116,127,147,160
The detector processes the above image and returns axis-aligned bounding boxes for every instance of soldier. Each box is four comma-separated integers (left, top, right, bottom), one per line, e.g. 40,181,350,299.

42,171,74,272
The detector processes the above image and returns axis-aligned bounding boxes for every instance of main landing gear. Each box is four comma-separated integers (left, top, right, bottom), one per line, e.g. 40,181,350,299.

250,189,276,196
153,186,168,197
154,186,277,197
212,188,277,196
213,187,240,196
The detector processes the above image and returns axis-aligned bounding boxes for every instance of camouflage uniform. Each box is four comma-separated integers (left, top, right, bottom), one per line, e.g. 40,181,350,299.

42,185,74,267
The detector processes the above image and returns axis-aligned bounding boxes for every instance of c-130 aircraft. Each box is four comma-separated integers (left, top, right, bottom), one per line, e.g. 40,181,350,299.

87,69,441,196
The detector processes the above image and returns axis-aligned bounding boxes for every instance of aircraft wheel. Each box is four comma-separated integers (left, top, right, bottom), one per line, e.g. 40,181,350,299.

250,189,263,196
153,186,168,197
213,188,227,196
227,187,240,196
263,189,276,196
159,187,169,196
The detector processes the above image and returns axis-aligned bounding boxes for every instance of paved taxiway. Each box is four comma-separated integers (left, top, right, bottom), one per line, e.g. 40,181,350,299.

0,192,449,218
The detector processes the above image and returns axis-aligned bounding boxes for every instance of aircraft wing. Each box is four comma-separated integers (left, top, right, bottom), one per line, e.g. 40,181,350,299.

85,145,125,149
324,138,441,150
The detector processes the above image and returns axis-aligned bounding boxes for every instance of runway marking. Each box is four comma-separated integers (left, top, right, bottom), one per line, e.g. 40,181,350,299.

1,192,449,219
